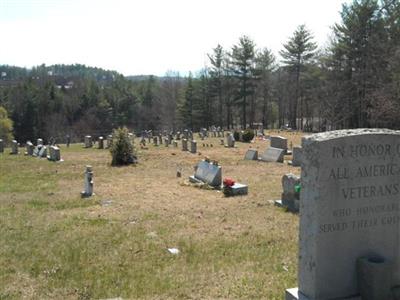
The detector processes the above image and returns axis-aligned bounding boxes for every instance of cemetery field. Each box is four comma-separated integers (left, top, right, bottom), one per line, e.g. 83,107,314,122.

0,131,303,299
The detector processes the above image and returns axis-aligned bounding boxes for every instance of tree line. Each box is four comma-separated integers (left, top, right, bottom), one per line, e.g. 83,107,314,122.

0,0,399,143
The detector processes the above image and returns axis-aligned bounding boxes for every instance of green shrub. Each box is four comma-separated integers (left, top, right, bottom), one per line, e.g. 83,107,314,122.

233,131,240,141
0,106,14,144
110,127,137,166
242,129,255,142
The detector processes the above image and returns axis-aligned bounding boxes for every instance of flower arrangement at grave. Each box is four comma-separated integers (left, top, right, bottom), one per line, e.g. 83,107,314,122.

223,178,235,197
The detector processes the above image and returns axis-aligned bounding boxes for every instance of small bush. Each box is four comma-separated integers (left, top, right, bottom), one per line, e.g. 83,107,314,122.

233,131,240,141
110,127,137,166
242,129,255,142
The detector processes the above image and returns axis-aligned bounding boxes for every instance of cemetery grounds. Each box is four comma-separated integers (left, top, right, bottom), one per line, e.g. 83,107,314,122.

0,131,302,299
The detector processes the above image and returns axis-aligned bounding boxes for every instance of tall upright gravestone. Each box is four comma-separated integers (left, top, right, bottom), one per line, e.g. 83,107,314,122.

0,139,3,153
287,129,400,300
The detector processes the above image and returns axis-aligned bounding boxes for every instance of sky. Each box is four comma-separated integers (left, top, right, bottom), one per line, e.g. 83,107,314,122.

0,0,351,76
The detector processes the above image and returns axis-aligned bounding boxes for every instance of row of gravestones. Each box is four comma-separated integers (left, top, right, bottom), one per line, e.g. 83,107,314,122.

0,138,61,161
83,135,113,149
286,129,400,300
244,135,302,164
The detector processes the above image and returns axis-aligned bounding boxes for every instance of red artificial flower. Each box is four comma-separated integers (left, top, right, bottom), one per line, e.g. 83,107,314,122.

223,178,235,187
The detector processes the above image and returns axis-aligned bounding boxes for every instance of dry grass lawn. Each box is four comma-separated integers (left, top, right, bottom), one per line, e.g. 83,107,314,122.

0,130,305,299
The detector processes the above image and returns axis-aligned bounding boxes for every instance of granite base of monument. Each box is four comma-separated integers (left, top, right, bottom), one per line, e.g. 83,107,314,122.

230,183,248,195
285,288,361,300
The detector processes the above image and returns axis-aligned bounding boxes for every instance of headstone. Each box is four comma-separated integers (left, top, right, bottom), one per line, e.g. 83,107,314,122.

106,135,112,149
0,139,3,153
281,173,300,212
38,145,47,158
164,138,169,147
220,139,224,145
244,149,258,160
48,146,61,161
173,140,178,148
286,129,400,300
37,138,43,146
66,134,71,147
158,135,163,145
260,147,285,163
84,135,92,148
189,160,222,187
10,140,18,155
98,136,104,149
25,141,34,156
190,140,197,153
176,132,181,140
153,136,158,146
183,129,189,140
230,183,248,196
182,139,188,151
226,133,235,148
270,136,288,153
291,146,302,167
81,165,94,198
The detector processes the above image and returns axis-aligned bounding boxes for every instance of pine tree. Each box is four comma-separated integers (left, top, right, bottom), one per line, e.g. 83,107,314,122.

231,36,257,129
280,24,317,129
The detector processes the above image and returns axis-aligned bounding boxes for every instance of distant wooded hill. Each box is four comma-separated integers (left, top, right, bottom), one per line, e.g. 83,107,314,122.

0,0,399,143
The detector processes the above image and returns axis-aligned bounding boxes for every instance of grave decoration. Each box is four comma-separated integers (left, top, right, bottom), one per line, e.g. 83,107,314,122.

222,178,248,197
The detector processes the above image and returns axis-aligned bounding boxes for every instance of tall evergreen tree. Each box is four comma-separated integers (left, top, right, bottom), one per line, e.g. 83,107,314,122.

280,24,317,129
231,36,257,129
208,45,224,127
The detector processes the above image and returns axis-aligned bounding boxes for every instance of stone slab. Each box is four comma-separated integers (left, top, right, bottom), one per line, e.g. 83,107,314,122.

231,183,248,196
260,147,285,163
270,135,288,151
298,129,400,299
244,149,258,160
193,160,222,187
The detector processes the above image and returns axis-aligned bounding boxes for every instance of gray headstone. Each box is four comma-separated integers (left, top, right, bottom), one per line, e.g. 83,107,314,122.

281,173,300,213
244,149,258,160
84,135,92,148
48,145,60,161
226,133,235,147
10,140,18,155
26,141,34,156
98,137,104,149
37,138,43,146
291,146,302,167
190,140,197,153
81,165,93,197
153,136,158,146
182,139,188,151
190,160,222,187
106,135,113,149
287,129,400,300
0,139,3,153
270,136,288,152
173,140,178,148
260,147,285,163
